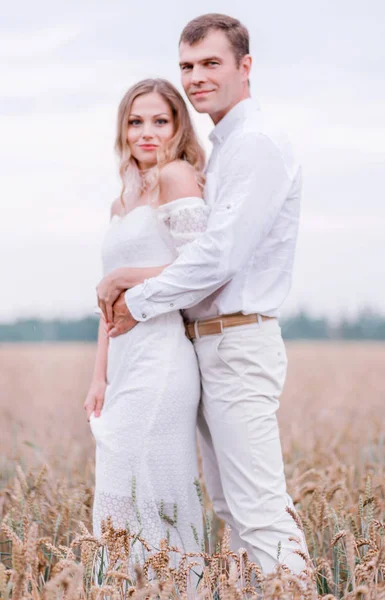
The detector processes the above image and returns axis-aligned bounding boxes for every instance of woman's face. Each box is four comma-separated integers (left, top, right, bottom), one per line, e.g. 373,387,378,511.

127,92,175,170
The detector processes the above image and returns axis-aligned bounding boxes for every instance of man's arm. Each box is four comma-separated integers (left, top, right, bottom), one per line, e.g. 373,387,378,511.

125,131,296,322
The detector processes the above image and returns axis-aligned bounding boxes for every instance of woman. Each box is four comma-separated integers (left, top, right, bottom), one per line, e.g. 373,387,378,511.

83,79,209,561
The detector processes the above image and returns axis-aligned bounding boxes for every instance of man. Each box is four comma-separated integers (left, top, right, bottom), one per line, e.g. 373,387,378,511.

107,14,308,573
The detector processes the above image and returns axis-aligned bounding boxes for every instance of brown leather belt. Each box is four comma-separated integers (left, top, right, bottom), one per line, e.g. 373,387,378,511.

185,312,275,340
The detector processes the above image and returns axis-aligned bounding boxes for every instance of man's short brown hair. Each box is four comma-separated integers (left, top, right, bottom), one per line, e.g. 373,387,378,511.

179,13,250,67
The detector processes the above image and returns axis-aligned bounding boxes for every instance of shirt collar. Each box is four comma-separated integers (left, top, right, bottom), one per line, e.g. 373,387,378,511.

208,98,260,144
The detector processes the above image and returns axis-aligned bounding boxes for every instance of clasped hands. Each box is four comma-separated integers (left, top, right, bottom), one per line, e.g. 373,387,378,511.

96,269,138,337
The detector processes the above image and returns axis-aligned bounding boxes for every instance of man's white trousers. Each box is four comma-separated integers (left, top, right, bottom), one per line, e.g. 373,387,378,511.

193,318,308,574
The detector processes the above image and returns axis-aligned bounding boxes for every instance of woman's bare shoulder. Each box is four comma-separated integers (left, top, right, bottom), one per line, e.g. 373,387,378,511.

110,197,125,218
159,160,203,204
159,159,195,178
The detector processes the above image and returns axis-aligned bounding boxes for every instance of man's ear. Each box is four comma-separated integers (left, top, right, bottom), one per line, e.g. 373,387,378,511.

241,55,252,82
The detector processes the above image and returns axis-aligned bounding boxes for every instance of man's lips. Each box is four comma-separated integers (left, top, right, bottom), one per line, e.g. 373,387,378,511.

191,90,215,98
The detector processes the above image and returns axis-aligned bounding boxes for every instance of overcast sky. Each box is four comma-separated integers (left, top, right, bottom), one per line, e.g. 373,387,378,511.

1,0,384,321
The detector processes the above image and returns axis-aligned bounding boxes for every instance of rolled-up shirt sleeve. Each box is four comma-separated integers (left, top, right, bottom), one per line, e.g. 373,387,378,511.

125,131,295,322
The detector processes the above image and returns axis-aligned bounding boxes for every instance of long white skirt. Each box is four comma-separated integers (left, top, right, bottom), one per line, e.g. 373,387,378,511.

90,311,203,563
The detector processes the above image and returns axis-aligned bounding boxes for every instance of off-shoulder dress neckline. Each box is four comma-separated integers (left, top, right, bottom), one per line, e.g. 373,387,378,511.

111,196,205,222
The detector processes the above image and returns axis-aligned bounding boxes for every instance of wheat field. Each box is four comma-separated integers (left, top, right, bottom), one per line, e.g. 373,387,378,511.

1,342,385,599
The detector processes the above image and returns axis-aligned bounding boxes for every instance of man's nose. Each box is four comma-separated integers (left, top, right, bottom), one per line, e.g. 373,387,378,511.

190,66,206,86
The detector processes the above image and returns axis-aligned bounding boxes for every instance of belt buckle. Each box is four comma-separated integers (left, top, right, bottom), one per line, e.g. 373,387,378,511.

212,319,224,335
193,318,224,339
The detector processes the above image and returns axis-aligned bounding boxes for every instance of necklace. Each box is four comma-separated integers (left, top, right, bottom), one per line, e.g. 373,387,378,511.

139,166,155,176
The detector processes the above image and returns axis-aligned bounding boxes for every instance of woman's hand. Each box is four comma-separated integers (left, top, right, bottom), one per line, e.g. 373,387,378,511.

97,265,169,323
84,380,107,421
97,269,126,323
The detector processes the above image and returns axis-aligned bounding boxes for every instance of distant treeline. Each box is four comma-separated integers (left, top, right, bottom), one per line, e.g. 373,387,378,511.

0,312,384,342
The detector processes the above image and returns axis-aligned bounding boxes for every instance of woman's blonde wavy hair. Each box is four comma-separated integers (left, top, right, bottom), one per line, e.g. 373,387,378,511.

115,79,206,210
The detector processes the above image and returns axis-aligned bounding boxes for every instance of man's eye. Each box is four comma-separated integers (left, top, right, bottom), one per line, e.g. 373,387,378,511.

207,61,219,67
181,65,192,71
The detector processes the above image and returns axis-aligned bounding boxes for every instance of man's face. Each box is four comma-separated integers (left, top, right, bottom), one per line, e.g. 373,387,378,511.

179,30,250,122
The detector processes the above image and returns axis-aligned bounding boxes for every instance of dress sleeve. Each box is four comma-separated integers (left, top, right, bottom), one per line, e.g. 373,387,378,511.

157,196,209,254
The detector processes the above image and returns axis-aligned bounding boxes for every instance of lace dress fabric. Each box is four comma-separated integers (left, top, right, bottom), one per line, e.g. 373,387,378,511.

90,197,209,565
157,197,209,253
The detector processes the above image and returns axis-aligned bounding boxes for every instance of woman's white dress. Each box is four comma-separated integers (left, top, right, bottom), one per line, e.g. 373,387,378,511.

90,197,209,559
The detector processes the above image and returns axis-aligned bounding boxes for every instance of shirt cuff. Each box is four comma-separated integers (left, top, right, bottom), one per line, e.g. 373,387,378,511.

124,283,155,322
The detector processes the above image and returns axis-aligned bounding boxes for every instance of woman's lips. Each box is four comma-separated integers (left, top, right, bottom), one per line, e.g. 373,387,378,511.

139,145,158,151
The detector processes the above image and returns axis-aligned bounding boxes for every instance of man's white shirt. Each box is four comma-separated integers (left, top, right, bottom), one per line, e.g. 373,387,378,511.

125,98,301,322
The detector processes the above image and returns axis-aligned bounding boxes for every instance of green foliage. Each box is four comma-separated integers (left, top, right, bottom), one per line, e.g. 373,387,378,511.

0,317,99,343
281,310,385,340
1,310,385,342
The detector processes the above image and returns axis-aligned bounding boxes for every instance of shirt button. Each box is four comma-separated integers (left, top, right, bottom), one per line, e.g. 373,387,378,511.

226,204,231,209
170,302,174,307
142,313,147,319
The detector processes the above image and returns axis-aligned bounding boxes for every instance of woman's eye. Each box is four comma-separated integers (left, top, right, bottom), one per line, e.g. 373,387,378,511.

155,119,168,125
128,119,141,126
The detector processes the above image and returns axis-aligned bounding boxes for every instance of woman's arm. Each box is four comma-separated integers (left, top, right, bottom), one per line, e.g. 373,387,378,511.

109,265,169,289
83,317,109,419
91,317,109,382
97,265,170,323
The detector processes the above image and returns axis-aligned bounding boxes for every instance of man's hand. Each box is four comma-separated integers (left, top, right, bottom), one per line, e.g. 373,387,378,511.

108,292,138,338
97,269,125,324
